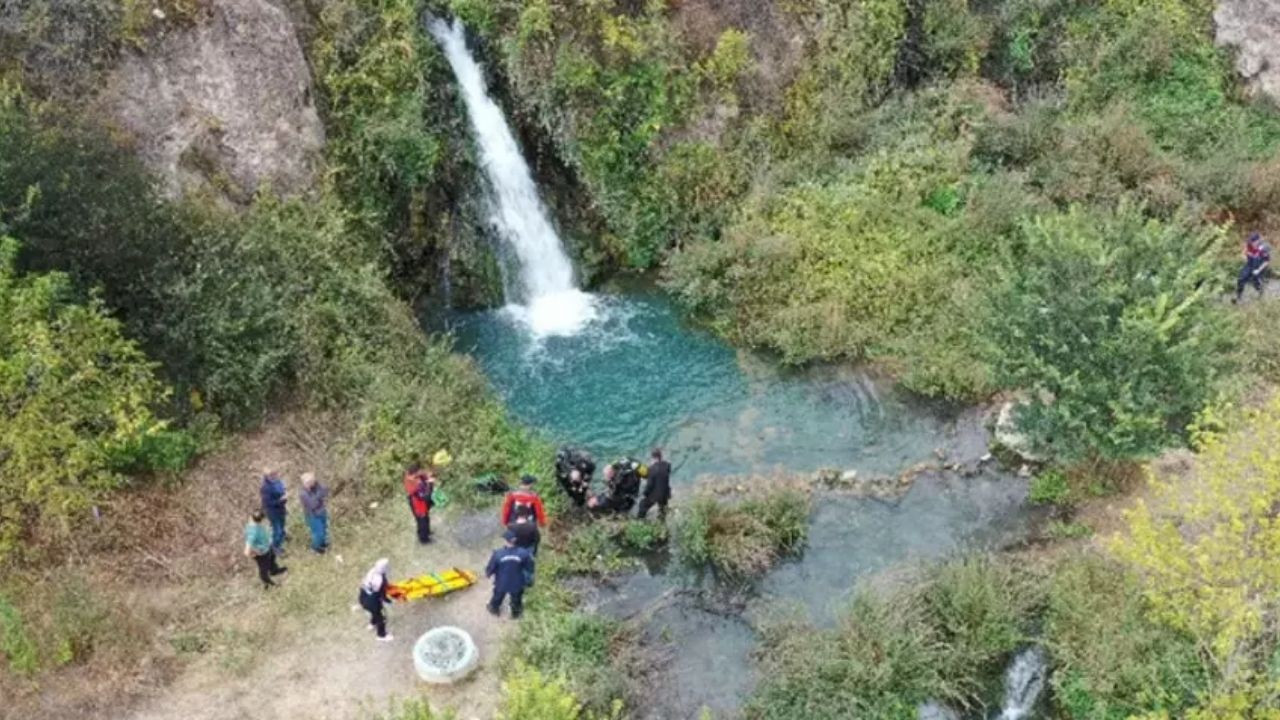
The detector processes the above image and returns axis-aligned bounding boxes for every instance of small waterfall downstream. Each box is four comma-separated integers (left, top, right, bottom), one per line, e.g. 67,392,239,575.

428,16,596,337
995,647,1048,720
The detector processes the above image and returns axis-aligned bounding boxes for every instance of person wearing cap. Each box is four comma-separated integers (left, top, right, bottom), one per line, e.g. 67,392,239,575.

500,475,548,527
1235,232,1272,303
485,530,535,619
507,504,541,557
299,472,330,554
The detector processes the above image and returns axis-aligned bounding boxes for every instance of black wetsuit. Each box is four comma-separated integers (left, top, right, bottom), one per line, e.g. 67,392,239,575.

637,459,671,519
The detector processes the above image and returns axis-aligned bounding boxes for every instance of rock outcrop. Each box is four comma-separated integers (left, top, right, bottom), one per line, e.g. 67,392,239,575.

102,0,324,202
1215,0,1280,102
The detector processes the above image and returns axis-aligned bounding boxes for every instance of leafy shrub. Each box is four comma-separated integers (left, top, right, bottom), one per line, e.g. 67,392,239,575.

1113,397,1280,696
507,610,626,713
1028,469,1070,505
987,202,1234,461
1044,553,1209,718
499,664,623,720
0,237,176,562
618,520,668,553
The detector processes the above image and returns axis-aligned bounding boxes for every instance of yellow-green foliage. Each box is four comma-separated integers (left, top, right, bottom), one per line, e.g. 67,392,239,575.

0,237,173,562
1044,553,1209,719
313,0,443,229
1114,396,1280,703
499,665,622,720
776,0,907,154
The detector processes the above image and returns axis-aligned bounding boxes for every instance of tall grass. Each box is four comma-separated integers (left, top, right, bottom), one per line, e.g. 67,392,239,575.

673,489,810,579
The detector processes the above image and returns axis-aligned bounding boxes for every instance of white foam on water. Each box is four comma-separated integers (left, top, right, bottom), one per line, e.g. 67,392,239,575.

502,289,599,339
428,17,596,337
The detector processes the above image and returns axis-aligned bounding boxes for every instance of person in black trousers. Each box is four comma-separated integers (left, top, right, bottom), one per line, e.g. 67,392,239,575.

243,510,287,588
486,531,535,619
358,558,395,642
507,504,541,557
637,448,672,520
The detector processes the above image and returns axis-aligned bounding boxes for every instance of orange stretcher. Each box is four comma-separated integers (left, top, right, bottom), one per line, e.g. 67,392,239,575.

387,567,478,601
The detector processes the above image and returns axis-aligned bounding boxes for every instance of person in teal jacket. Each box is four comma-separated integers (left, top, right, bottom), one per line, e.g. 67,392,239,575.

243,510,287,589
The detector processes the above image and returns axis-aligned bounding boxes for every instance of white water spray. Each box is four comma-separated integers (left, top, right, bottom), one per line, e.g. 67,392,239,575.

428,16,596,337
996,647,1048,720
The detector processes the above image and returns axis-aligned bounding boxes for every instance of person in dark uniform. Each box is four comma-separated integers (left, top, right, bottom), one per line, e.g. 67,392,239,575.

507,504,541,557
636,448,672,520
1235,232,1272,303
485,531,535,619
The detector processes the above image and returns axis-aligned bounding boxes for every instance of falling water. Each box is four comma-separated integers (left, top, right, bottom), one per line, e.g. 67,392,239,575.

996,647,1048,720
427,16,596,337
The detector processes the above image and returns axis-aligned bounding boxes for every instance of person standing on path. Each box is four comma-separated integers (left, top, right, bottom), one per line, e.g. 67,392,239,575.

244,510,287,589
403,463,434,544
1235,232,1271,303
358,558,394,642
507,504,541,557
259,470,288,552
637,448,672,520
486,531,534,619
499,475,547,528
299,472,330,554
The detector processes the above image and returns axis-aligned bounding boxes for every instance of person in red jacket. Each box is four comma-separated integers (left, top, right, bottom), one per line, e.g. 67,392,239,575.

500,475,547,527
403,462,435,544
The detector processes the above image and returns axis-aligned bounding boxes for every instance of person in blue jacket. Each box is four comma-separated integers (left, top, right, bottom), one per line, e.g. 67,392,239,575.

485,530,535,619
260,469,288,552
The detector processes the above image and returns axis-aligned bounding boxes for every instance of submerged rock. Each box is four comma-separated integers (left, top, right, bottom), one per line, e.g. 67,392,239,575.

102,0,324,202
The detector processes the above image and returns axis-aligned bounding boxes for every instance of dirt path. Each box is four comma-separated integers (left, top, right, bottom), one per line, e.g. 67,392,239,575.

123,505,512,720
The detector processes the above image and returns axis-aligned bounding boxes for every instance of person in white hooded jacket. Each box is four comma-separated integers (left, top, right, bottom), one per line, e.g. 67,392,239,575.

358,558,394,641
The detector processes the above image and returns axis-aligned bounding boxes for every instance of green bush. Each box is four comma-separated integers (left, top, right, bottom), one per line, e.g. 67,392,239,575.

987,202,1234,461
498,664,622,720
1044,553,1210,718
507,609,626,713
0,237,177,562
1028,469,1070,505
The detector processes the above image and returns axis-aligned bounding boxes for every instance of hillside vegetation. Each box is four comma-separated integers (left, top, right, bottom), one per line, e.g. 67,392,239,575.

3,0,1280,718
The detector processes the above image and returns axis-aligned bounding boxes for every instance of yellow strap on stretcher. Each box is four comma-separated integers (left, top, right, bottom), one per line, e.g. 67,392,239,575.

387,567,477,601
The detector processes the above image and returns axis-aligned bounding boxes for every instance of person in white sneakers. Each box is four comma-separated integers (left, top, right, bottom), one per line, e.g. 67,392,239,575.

358,558,394,642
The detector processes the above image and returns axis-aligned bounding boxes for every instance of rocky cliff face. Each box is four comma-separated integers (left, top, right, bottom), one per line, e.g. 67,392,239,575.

1216,0,1280,103
102,0,324,202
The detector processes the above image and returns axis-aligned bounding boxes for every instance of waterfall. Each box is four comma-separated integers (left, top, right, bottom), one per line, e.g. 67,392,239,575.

996,647,1048,720
428,16,597,337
